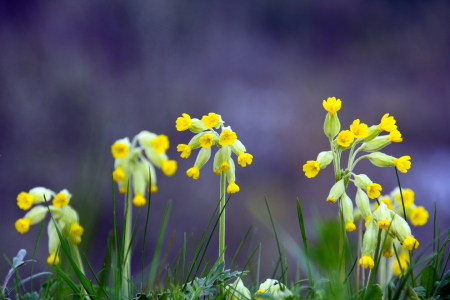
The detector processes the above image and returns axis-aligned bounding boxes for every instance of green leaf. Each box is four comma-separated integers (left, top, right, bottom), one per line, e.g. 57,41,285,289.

433,270,450,299
420,265,438,298
413,286,426,299
365,284,383,300
405,286,420,300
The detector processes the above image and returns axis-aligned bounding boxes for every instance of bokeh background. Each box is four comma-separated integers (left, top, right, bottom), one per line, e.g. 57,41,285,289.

1,0,450,283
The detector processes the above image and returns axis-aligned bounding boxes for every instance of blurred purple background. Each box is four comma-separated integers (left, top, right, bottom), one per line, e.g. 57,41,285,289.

1,0,450,282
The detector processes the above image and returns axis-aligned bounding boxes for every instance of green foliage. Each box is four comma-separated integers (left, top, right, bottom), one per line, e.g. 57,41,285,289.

433,270,450,300
420,265,438,298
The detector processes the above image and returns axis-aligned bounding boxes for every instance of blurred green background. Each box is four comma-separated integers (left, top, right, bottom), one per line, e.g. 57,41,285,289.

1,0,449,281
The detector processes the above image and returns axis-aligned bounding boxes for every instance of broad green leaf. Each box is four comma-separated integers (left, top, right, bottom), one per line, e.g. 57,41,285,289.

420,265,438,298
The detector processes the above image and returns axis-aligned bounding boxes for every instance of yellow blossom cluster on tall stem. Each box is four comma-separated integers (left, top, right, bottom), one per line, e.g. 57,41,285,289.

303,97,419,275
111,130,177,296
175,112,253,264
14,187,85,269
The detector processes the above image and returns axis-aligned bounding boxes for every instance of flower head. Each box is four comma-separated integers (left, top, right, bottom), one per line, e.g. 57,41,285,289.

388,130,403,142
378,113,397,132
199,133,215,148
202,112,221,129
336,130,355,148
322,97,342,115
392,188,415,208
52,190,72,209
359,255,375,269
409,206,429,226
366,183,382,199
111,138,130,159
176,113,193,131
177,144,192,158
350,119,369,139
151,135,170,154
303,161,320,178
237,153,253,167
219,128,237,146
394,156,411,173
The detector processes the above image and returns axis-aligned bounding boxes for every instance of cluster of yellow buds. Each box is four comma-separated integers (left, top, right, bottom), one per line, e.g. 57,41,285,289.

175,113,253,193
374,187,429,227
15,187,83,265
303,97,419,269
226,278,291,300
111,131,177,206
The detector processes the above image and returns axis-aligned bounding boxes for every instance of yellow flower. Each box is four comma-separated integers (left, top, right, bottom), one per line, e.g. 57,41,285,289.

176,113,192,131
199,133,215,148
403,236,419,251
186,167,200,180
378,113,397,132
113,167,126,182
345,221,356,232
227,181,240,194
350,119,369,139
219,128,237,146
394,156,411,173
336,130,355,147
220,160,230,171
111,138,130,158
177,144,192,158
237,153,253,167
393,188,415,208
151,135,169,153
119,187,128,194
374,197,394,210
132,193,146,207
15,218,32,234
322,97,342,115
303,161,320,178
409,206,429,226
161,160,177,176
388,130,403,142
201,112,221,129
69,222,84,238
52,190,71,209
393,252,410,276
47,251,60,266
359,255,374,269
16,192,36,210
366,183,382,199
147,184,158,193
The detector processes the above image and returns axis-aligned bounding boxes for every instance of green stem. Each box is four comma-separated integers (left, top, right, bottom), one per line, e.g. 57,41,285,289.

123,194,132,297
338,199,346,282
219,171,226,264
364,228,383,300
70,244,90,300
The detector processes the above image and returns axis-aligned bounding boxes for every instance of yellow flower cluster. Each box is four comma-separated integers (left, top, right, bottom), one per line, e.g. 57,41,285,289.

304,98,419,269
175,112,253,193
14,187,83,265
111,131,177,206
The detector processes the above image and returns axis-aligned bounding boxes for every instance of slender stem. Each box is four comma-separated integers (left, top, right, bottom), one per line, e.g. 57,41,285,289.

356,218,362,292
364,228,383,300
338,199,346,282
123,194,132,297
219,171,226,264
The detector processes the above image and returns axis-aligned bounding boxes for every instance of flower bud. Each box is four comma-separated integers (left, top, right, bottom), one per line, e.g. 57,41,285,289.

324,113,341,140
364,152,396,167
359,136,391,152
355,188,372,220
353,174,373,190
341,193,356,232
317,151,334,169
326,179,345,203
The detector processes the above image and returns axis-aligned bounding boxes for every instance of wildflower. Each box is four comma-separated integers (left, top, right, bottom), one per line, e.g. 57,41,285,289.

150,135,169,153
336,130,355,148
199,133,215,148
350,119,369,139
227,182,240,194
202,113,222,129
341,193,356,232
16,187,55,210
326,179,345,203
132,193,146,207
381,232,395,257
113,167,126,182
366,183,382,199
390,215,419,250
372,202,392,229
393,251,410,276
388,130,403,142
70,222,84,238
219,128,237,146
15,206,50,234
359,136,392,152
161,160,177,176
322,97,342,115
15,218,31,234
52,189,72,209
177,144,192,158
359,220,378,269
256,279,291,299
47,250,60,266
378,113,397,132
323,97,341,139
394,156,412,173
392,188,415,209
374,196,394,210
409,206,429,226
176,113,193,131
303,151,333,178
225,278,251,300
187,167,200,179
111,137,130,159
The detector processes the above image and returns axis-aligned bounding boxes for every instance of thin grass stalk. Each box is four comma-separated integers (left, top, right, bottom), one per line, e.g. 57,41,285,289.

296,199,314,291
123,193,132,297
141,169,153,291
219,171,226,264
265,197,286,285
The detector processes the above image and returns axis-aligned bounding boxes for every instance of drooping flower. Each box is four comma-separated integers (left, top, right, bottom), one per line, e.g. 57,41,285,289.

176,113,193,131
394,156,412,173
378,113,397,132
303,161,320,178
202,112,222,129
111,137,131,159
388,130,403,142
366,183,382,199
409,206,429,226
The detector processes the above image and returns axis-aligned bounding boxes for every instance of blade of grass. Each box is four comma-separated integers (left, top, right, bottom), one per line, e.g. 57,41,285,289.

264,197,286,285
30,220,45,292
230,225,253,269
296,198,314,289
82,253,111,300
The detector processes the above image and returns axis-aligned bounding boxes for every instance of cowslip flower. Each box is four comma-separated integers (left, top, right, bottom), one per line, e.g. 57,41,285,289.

176,113,252,194
388,130,403,142
359,220,378,269
341,193,356,232
336,130,355,148
111,130,177,205
394,156,412,173
378,113,398,132
303,151,333,178
15,187,84,265
255,279,292,299
16,187,55,211
225,278,251,300
392,251,410,276
323,97,342,139
350,119,369,139
409,206,429,226
390,214,419,251
391,187,415,209
364,152,412,173
322,97,342,115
